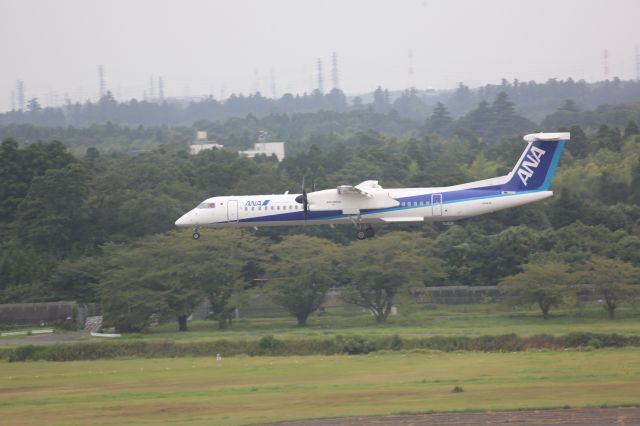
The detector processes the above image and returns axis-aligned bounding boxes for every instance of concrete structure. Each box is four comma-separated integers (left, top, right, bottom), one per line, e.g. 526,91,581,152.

189,131,223,155
189,131,285,161
239,142,285,161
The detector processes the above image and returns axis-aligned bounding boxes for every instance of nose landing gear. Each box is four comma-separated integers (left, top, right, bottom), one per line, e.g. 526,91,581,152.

192,228,200,240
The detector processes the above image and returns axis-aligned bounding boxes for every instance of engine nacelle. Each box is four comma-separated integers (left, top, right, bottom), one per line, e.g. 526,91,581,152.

307,188,399,213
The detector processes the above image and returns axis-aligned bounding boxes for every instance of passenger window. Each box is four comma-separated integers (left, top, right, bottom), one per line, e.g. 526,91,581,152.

251,207,255,211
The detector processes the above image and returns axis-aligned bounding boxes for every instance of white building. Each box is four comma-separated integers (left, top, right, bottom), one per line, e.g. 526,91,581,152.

239,142,285,162
189,131,224,155
189,131,285,161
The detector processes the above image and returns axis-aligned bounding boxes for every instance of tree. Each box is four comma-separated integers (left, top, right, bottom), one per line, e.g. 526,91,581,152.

560,99,580,112
579,256,640,319
624,120,639,138
100,231,257,332
15,163,92,253
499,261,573,319
266,235,338,326
49,256,103,303
340,232,441,323
425,102,452,135
26,98,42,114
372,87,391,114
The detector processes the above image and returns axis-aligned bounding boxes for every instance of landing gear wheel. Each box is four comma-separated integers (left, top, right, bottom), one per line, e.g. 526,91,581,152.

192,232,200,240
356,230,367,240
365,227,375,239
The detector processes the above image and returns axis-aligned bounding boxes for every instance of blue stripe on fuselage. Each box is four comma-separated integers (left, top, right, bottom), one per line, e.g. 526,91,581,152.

230,188,538,224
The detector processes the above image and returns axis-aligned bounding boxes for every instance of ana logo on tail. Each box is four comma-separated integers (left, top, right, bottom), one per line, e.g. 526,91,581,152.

517,146,546,186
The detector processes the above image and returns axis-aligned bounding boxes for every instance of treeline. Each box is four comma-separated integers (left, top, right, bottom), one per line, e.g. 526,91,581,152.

1,120,639,330
5,96,640,159
3,78,640,128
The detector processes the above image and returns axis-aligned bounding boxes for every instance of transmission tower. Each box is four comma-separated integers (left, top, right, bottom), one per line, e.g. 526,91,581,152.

158,76,165,101
317,58,324,93
16,80,25,111
331,52,339,90
252,68,260,94
99,65,106,99
270,67,277,99
149,76,156,100
603,49,610,80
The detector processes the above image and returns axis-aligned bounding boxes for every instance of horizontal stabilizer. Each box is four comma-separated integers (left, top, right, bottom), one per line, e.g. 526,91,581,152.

380,217,424,223
523,132,570,142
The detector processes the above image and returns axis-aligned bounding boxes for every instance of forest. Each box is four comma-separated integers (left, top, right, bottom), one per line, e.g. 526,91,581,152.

1,83,640,331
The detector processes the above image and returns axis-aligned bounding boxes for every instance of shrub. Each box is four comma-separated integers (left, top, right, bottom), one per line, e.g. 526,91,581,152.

3,332,639,362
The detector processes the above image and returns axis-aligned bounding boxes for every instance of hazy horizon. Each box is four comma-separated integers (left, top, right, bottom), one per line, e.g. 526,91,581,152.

1,0,638,112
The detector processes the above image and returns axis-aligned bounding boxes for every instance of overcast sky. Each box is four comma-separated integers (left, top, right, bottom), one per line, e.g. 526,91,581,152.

1,0,638,111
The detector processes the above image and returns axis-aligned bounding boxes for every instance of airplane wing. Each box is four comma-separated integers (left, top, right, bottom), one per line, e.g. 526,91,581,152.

380,217,424,223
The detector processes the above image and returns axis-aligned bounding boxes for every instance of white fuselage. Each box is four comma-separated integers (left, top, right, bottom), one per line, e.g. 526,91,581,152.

175,183,553,229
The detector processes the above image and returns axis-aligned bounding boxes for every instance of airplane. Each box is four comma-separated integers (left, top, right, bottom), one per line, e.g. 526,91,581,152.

175,132,569,240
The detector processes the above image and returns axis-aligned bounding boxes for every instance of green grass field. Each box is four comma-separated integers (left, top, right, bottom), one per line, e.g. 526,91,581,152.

1,349,639,425
120,304,640,343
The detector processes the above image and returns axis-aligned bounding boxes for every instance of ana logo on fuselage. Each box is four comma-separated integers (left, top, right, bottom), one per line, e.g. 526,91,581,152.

245,200,270,207
517,146,546,186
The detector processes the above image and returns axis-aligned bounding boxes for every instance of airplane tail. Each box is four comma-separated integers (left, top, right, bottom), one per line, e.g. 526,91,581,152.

500,132,569,192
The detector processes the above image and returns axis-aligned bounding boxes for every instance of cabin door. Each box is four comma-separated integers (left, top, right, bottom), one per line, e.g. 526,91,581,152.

431,194,442,216
227,200,238,222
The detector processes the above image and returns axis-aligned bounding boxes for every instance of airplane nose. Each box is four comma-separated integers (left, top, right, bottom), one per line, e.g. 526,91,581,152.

175,213,190,227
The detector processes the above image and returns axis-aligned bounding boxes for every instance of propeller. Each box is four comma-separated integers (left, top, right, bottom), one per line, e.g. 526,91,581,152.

294,176,310,221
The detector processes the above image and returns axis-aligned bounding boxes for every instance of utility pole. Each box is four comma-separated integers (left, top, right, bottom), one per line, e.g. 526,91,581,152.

10,90,15,111
99,65,106,99
603,49,610,80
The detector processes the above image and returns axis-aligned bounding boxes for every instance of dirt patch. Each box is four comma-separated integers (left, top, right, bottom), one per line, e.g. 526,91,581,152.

264,407,640,425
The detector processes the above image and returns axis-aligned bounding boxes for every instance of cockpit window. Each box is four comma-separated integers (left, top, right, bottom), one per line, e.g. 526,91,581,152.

197,202,216,209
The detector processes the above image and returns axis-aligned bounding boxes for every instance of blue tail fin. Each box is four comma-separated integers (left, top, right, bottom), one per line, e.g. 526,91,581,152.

501,132,569,192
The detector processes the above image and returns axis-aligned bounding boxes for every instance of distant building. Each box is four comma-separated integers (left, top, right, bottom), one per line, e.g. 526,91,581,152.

189,131,285,161
239,142,285,161
189,131,223,155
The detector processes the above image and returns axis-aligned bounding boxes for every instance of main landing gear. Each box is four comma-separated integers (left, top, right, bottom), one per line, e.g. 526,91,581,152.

355,224,375,240
192,228,200,240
